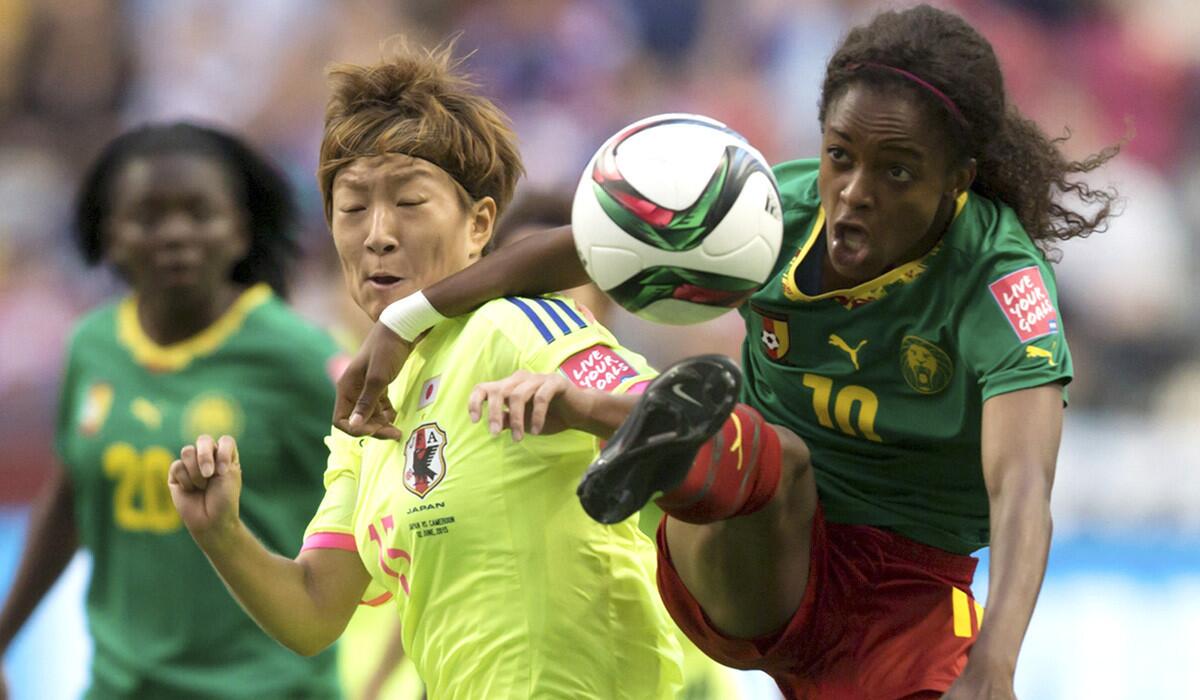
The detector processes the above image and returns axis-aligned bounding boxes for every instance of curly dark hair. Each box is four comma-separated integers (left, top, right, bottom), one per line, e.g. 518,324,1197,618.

75,122,299,297
819,4,1119,255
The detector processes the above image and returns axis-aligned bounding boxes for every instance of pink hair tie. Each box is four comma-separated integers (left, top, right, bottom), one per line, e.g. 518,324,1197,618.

852,62,968,128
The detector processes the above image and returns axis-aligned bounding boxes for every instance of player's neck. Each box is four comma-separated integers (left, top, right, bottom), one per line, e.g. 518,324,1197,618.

135,283,245,346
897,196,956,269
818,200,953,293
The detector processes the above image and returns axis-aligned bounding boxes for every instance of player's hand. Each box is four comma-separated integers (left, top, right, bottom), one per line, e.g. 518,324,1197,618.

168,434,244,543
469,371,595,441
940,661,1016,700
333,322,409,441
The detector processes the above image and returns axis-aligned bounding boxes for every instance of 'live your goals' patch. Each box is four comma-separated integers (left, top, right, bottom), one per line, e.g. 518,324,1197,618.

560,345,638,393
988,266,1058,342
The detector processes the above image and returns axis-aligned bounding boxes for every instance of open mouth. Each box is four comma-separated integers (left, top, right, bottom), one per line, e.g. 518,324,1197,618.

833,224,868,251
367,274,405,288
829,221,872,269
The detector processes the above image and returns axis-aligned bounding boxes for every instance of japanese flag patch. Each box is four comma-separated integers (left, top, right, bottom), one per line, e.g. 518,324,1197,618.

988,266,1059,342
559,345,639,393
418,375,441,409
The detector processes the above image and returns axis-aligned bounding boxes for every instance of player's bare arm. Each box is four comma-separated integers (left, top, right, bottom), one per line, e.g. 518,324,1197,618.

335,226,586,439
169,435,370,656
0,466,79,665
944,384,1062,700
468,369,638,442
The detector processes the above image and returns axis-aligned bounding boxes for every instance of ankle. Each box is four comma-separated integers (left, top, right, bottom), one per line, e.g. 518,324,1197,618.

656,404,783,524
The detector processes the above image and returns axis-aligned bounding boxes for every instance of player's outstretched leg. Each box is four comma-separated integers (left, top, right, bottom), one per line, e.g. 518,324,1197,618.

581,354,816,640
577,354,779,525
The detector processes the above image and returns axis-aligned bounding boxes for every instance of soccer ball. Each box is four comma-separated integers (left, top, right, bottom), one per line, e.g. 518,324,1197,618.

571,113,783,325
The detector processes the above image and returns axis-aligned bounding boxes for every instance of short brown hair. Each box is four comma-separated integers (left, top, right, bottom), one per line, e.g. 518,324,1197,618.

318,42,524,222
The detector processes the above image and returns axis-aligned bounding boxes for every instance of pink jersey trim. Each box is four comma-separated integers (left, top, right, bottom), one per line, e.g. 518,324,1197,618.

626,379,651,396
360,591,393,607
301,532,357,553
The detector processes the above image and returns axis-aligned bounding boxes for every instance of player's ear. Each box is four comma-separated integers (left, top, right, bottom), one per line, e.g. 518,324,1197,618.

229,212,253,263
466,196,496,260
950,157,976,200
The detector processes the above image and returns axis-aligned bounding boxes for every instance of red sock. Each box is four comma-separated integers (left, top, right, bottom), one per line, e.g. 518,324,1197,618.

655,403,781,524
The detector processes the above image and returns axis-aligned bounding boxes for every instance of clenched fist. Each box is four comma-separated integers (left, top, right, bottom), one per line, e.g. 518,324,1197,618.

168,434,243,544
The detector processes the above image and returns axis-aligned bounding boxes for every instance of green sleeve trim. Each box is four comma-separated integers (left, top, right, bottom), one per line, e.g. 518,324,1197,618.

980,371,1072,402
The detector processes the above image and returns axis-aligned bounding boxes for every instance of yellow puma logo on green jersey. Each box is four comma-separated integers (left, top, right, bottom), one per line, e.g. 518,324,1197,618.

130,397,162,431
1025,344,1056,366
828,334,868,370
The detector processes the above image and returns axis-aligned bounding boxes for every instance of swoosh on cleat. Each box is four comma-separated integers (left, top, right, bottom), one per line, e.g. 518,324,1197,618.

671,383,703,407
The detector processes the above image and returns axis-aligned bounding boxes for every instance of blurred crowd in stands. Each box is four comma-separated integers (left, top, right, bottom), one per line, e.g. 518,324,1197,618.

2,0,1198,504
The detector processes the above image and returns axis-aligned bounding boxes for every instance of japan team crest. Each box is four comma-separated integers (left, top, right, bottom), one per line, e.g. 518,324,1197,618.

404,423,448,498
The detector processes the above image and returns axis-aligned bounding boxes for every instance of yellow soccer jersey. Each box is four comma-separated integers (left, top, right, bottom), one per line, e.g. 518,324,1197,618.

304,295,683,699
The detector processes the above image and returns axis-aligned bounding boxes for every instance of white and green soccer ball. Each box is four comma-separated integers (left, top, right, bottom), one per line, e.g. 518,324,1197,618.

571,113,784,324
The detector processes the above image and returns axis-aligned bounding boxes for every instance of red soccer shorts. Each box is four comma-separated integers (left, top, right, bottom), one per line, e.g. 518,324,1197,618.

656,507,982,700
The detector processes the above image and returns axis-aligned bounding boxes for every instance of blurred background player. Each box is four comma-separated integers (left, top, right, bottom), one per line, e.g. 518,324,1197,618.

166,45,683,699
0,123,342,698
331,5,1118,698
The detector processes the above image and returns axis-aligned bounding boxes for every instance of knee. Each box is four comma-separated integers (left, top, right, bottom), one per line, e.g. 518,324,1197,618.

667,516,809,639
756,424,816,527
772,424,811,477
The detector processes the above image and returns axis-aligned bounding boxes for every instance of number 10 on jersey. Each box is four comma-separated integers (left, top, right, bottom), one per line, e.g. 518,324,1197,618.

801,373,882,443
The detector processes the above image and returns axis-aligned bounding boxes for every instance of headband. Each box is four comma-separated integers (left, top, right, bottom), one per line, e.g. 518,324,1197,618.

850,62,967,128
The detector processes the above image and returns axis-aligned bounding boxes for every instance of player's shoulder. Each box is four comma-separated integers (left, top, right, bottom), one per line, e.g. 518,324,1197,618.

469,294,598,348
772,158,820,212
67,299,121,351
771,159,822,250
232,290,343,393
242,290,339,358
944,192,1052,282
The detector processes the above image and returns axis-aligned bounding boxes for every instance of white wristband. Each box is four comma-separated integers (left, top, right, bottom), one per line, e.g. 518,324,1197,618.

378,291,448,342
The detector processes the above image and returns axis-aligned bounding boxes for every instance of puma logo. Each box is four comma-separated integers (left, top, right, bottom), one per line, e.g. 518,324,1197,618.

1025,344,1056,367
131,397,162,431
829,334,868,370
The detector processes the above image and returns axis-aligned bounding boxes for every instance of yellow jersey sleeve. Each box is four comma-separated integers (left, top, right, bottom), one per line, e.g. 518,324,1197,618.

481,295,657,395
302,428,395,606
301,428,361,552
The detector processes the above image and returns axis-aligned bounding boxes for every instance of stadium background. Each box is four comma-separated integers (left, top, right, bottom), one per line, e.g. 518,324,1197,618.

1,0,1198,698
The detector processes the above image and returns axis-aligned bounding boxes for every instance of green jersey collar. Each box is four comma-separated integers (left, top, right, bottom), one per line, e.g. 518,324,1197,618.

117,283,272,372
782,192,969,309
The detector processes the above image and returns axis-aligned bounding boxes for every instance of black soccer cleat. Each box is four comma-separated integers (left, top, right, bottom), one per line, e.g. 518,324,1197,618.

577,354,742,524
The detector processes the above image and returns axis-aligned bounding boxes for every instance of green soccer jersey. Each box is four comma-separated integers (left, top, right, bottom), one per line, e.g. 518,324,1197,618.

742,160,1072,554
55,284,343,699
